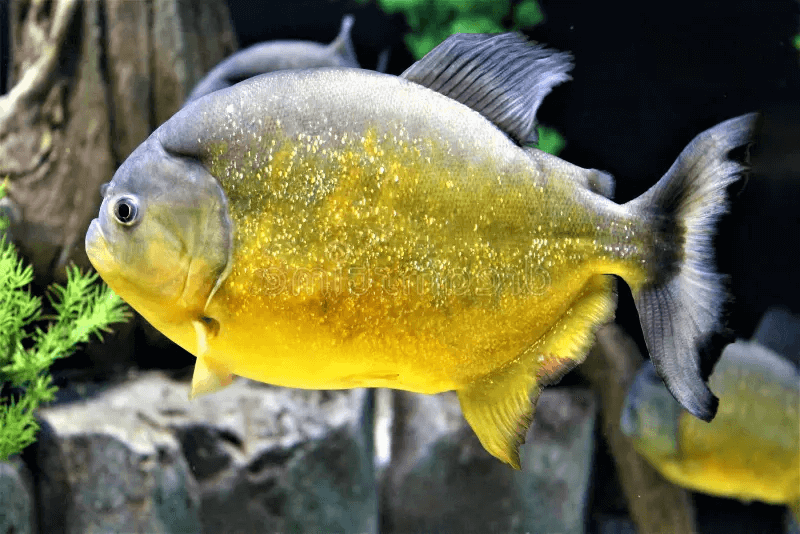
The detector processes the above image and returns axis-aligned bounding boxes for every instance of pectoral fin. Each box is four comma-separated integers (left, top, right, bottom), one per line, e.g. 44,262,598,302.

189,318,231,399
190,355,233,399
459,274,616,468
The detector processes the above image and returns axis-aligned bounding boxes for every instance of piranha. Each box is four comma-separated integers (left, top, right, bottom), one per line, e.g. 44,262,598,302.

185,15,360,104
85,32,758,468
621,338,799,520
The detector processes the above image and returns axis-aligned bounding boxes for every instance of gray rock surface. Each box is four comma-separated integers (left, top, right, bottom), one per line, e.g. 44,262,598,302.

36,382,202,534
36,372,377,534
382,388,597,534
0,456,36,534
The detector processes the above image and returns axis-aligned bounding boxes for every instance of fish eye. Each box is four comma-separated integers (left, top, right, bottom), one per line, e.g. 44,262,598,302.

113,196,140,226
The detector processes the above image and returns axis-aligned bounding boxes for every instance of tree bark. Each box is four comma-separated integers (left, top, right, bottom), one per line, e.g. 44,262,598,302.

0,0,237,285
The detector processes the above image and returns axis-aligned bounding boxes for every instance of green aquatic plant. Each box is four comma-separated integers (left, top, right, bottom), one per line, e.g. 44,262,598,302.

0,180,130,460
535,125,566,157
356,0,564,155
362,0,544,58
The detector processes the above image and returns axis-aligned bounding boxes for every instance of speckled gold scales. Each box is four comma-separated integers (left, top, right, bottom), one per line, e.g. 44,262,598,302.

195,118,647,467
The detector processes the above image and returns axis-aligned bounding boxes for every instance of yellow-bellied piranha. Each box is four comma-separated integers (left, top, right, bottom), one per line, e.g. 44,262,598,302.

86,32,758,468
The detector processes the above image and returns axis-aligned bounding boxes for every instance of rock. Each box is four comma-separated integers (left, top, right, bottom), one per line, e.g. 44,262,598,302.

373,388,394,476
172,382,377,534
382,388,596,534
0,456,36,534
36,389,202,534
37,372,377,534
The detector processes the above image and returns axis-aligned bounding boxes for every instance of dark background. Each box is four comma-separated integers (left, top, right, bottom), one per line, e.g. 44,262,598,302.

2,1,798,533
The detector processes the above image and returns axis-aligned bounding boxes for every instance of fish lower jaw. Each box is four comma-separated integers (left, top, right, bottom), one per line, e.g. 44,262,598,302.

85,219,113,273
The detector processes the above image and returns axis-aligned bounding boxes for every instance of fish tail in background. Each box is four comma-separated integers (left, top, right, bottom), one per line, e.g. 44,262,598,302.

375,47,391,73
625,113,760,422
330,14,358,66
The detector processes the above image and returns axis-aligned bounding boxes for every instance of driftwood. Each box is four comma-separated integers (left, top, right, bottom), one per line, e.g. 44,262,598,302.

0,0,237,284
581,323,699,534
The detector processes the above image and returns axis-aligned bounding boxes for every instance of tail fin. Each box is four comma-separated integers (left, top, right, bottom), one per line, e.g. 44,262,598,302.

375,47,391,73
627,113,759,422
330,15,359,67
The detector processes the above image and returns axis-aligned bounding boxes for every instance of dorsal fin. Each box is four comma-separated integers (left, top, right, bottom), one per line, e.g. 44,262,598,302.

401,33,573,145
328,14,359,66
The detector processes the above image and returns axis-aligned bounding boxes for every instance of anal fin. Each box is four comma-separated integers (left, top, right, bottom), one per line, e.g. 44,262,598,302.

458,353,547,469
458,274,616,468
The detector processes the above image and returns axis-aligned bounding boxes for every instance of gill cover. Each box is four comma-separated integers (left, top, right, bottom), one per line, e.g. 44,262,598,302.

104,137,233,315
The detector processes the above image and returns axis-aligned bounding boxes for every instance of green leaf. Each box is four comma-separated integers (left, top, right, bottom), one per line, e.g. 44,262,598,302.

535,126,566,156
406,32,445,59
378,0,428,15
448,15,506,35
438,0,510,19
0,399,40,461
513,0,544,28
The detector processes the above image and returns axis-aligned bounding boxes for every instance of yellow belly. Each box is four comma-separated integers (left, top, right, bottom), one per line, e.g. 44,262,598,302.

203,257,611,393
656,450,799,505
639,414,800,505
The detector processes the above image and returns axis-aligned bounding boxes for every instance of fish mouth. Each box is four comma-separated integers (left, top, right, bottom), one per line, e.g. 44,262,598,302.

85,219,102,250
85,219,112,272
